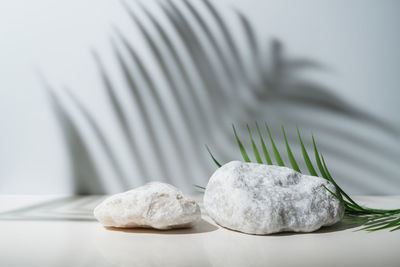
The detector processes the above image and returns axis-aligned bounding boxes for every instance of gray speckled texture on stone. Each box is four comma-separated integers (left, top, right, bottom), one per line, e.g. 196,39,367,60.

204,161,344,234
94,182,201,229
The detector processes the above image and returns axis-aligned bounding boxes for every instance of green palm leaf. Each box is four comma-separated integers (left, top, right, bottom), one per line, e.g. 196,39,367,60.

312,135,328,179
205,145,222,168
233,124,251,162
256,122,273,165
282,125,301,172
265,123,284,166
247,125,263,163
297,127,318,176
205,123,400,232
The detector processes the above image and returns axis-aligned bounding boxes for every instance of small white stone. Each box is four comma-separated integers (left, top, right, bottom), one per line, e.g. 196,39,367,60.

94,182,201,229
204,161,344,234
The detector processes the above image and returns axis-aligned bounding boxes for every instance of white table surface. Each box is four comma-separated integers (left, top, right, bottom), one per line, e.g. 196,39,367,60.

0,195,399,267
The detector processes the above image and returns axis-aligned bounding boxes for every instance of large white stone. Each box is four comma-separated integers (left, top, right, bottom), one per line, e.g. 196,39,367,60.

204,161,344,234
94,182,201,229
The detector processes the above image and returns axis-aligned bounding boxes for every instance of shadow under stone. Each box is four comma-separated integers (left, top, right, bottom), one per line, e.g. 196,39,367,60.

104,219,218,235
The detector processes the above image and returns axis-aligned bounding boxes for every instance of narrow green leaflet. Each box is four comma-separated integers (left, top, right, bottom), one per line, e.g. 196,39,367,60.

194,184,206,190
247,125,263,163
312,136,328,179
282,125,301,172
297,128,318,176
205,145,222,167
256,122,273,165
265,123,285,166
321,154,360,208
233,125,251,162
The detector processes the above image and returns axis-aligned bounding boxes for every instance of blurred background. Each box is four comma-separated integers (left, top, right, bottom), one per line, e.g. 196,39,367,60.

0,0,399,195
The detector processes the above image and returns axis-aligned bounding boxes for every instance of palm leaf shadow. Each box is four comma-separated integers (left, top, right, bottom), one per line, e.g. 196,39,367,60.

109,36,175,184
45,0,399,193
262,39,399,136
41,79,103,194
92,50,149,184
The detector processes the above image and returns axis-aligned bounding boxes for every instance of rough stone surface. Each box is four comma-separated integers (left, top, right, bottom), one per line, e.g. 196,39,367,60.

204,161,344,234
94,182,201,229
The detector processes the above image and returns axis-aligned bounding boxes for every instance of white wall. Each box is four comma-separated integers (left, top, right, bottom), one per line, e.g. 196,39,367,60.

0,0,399,194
